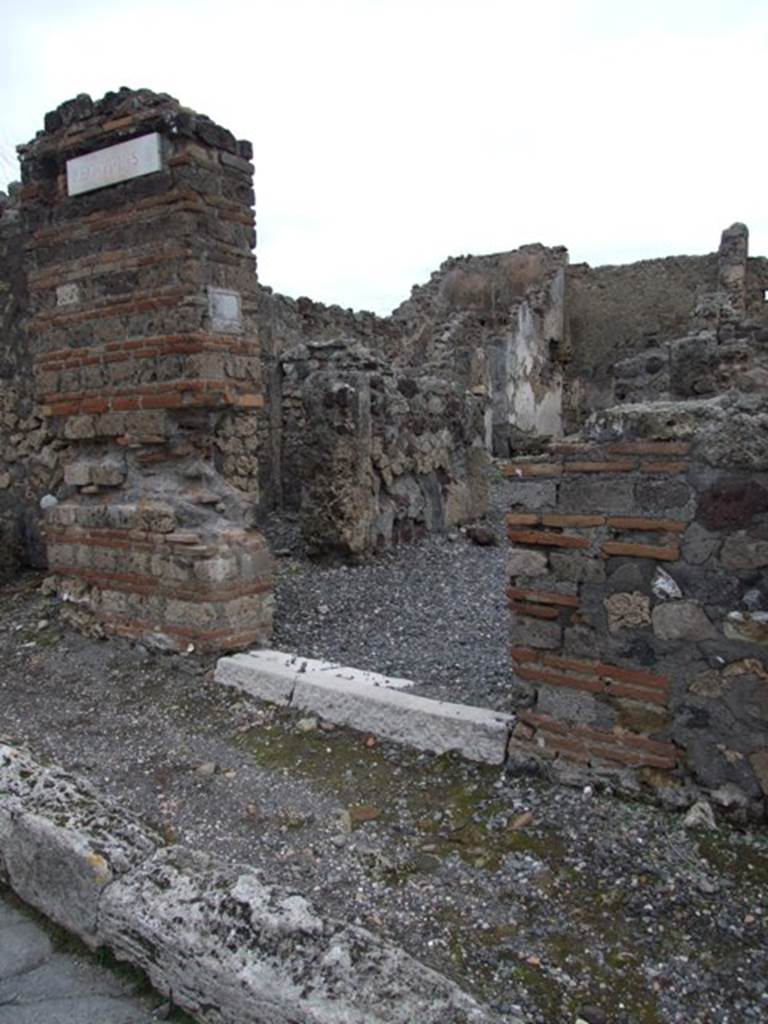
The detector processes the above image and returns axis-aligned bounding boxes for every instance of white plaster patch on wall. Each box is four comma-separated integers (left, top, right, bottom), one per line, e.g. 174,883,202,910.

509,300,563,437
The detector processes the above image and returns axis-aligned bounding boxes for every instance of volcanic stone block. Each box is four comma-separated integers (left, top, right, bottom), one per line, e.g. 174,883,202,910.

0,744,506,1024
558,476,635,514
508,547,549,576
0,744,159,947
720,532,768,571
99,847,502,1024
651,601,717,641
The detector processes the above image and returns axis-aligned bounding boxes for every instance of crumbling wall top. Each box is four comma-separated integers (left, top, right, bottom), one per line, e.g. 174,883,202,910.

394,243,569,323
20,87,252,164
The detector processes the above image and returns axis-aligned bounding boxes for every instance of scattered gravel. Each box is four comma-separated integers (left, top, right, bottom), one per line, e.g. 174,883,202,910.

1,571,767,1024
265,477,512,708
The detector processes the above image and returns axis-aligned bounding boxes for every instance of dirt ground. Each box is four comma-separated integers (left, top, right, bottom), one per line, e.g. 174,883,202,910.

1,572,767,1024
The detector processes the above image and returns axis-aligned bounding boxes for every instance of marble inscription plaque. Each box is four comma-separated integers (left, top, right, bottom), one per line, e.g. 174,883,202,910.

208,287,243,333
56,283,80,307
66,133,162,196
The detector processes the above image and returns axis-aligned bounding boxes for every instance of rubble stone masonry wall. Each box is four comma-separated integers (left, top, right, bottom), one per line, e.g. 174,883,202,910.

566,253,720,417
0,186,57,576
257,279,491,555
565,226,768,428
502,394,768,814
279,340,487,556
255,287,398,510
18,89,273,651
390,246,569,456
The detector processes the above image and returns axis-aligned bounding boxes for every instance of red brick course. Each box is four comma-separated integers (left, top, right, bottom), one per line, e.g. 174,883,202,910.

542,513,606,527
606,440,691,456
607,516,687,533
507,528,590,549
601,541,680,561
507,587,580,607
50,565,270,603
516,711,680,770
511,646,670,705
565,460,636,474
509,602,562,620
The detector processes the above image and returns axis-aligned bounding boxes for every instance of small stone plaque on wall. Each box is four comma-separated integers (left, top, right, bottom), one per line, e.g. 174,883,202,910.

56,283,80,307
66,133,162,196
208,287,243,333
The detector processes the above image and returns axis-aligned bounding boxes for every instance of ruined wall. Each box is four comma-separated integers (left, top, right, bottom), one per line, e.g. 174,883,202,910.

610,321,768,406
255,288,398,508
279,340,487,557
565,224,768,428
502,394,768,816
391,245,569,456
565,253,719,423
21,89,273,651
746,256,768,317
257,278,494,555
252,231,767,560
0,185,58,576
261,245,569,481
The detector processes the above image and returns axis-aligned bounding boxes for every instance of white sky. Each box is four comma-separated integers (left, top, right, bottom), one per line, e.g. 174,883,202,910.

1,0,766,314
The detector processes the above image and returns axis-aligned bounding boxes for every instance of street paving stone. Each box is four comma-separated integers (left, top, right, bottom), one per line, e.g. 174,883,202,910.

0,891,157,1023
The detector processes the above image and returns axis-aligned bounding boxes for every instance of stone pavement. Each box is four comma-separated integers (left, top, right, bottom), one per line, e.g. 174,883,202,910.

0,890,158,1024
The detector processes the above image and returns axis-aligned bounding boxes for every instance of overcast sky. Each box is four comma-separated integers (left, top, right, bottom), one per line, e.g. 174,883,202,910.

2,0,766,313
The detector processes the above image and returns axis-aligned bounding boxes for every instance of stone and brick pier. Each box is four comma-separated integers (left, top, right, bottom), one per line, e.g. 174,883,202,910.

19,89,272,651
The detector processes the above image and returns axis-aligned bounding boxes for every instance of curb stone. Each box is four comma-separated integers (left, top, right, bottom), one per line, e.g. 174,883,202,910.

0,744,514,1024
215,649,514,765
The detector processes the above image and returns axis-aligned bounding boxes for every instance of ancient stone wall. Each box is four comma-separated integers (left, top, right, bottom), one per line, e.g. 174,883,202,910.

256,274,496,554
0,185,58,577
565,253,719,417
3,86,767,684
259,245,571,479
255,288,398,508
502,394,768,815
391,245,568,455
610,319,768,406
564,224,768,428
279,339,487,557
19,89,273,651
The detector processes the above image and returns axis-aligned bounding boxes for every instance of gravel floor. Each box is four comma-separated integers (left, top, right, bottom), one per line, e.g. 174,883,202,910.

1,573,767,1024
265,477,512,708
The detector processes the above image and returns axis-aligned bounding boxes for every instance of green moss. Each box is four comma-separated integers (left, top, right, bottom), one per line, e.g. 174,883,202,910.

698,833,768,885
238,713,567,873
236,712,400,815
431,873,670,1023
546,929,662,1024
509,961,566,1020
442,907,662,1023
29,628,62,648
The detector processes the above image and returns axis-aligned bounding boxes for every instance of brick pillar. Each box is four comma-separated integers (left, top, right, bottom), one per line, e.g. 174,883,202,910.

19,88,272,652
